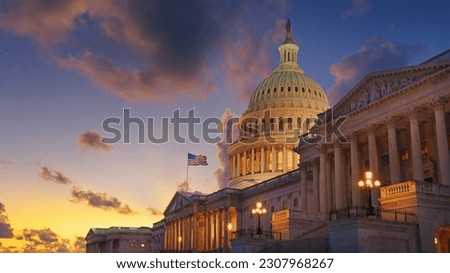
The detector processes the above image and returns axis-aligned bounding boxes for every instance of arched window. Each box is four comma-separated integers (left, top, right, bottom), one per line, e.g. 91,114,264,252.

297,117,301,130
295,87,298,92
281,87,284,92
288,86,291,92
278,118,284,131
287,118,293,130
302,87,305,93
274,87,277,93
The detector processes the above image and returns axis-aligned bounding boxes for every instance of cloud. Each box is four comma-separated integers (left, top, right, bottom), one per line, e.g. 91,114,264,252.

0,0,288,104
78,130,112,151
342,0,372,18
0,159,13,165
177,179,190,192
327,37,423,104
17,228,84,253
0,202,14,238
214,108,239,189
40,167,73,185
70,186,137,215
146,207,162,216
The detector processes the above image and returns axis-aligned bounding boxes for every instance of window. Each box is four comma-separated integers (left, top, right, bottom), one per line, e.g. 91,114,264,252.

271,205,275,212
282,202,287,210
295,87,298,92
302,87,305,93
281,87,284,92
288,86,291,92
401,150,409,161
308,88,311,94
287,118,293,130
274,87,277,93
293,198,298,208
140,243,146,248
129,242,136,248
267,88,270,94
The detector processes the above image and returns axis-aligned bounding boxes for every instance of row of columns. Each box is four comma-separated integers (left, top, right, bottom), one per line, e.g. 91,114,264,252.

202,208,231,251
230,146,299,179
164,215,196,252
300,99,450,215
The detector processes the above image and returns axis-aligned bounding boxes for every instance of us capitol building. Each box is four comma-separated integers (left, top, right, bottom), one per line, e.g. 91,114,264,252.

86,21,450,253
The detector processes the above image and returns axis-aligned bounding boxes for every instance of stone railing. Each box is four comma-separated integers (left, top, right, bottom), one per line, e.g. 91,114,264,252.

329,206,417,224
380,180,450,199
272,209,324,221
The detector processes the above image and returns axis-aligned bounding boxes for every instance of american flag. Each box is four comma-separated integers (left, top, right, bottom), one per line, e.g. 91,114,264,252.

188,153,208,166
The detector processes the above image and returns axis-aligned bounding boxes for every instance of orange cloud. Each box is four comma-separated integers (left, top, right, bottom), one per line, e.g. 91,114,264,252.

78,130,112,151
146,207,163,216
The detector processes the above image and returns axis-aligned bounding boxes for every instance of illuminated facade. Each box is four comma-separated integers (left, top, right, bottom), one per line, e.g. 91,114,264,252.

157,24,450,253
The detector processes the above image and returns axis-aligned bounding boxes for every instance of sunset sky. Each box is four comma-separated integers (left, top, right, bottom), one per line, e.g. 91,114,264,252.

1,0,449,252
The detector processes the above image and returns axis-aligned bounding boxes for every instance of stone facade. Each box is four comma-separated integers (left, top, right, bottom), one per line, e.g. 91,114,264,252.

85,227,152,253
155,25,450,253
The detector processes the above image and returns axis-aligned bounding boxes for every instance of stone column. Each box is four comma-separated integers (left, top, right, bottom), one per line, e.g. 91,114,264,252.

212,211,217,250
294,152,300,168
408,108,424,181
300,165,308,217
366,125,379,177
326,154,333,210
243,150,247,175
312,159,320,213
271,146,277,172
319,145,328,213
334,141,345,209
223,208,229,250
231,156,235,178
283,146,288,172
366,125,380,208
218,209,223,249
260,146,266,173
236,208,243,231
349,133,361,206
205,213,210,251
432,98,450,185
236,153,241,177
251,149,255,174
256,149,261,173
385,118,401,183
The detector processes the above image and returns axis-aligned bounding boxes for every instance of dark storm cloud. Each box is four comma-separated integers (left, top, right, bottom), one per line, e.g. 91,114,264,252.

78,130,112,151
71,186,137,215
40,166,73,185
0,0,288,103
0,202,14,238
126,0,222,75
327,37,423,104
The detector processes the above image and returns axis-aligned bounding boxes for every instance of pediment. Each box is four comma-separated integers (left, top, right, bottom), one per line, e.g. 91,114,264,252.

332,60,450,118
163,191,193,216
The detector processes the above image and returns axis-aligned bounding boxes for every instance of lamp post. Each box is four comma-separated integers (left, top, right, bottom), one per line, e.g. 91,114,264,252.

358,171,381,216
251,202,267,236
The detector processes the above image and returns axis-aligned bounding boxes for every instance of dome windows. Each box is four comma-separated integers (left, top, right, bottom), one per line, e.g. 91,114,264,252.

288,86,291,92
281,87,284,92
274,87,277,93
302,87,305,93
295,87,298,92
267,88,270,94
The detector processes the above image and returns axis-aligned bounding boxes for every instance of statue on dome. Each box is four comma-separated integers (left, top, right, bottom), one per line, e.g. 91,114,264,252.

286,18,291,33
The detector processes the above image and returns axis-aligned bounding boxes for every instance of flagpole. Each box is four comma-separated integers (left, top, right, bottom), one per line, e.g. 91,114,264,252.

186,153,189,192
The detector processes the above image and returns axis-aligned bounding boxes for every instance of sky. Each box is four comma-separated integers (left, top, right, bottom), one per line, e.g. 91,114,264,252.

0,0,449,252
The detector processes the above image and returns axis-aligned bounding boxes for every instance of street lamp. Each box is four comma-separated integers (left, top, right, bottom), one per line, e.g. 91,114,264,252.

358,171,381,216
251,202,267,236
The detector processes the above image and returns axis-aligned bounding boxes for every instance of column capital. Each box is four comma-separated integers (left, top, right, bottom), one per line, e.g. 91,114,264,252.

431,97,446,111
347,131,359,142
384,116,398,129
365,125,377,135
333,140,342,149
406,107,421,120
317,143,328,153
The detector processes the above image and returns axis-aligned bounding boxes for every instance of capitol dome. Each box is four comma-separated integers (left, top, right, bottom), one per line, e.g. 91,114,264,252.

227,19,330,189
